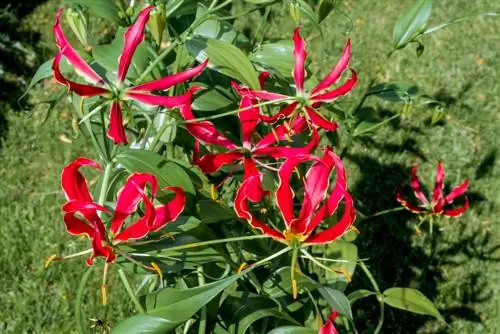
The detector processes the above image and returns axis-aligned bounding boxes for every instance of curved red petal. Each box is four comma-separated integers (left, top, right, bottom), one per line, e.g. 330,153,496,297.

151,186,186,231
117,6,154,82
53,53,109,96
53,9,103,84
310,69,357,104
130,59,208,92
442,197,469,217
432,161,445,205
238,95,261,149
396,186,425,214
233,83,289,102
110,173,158,236
258,72,271,89
196,151,243,174
234,176,284,240
61,157,101,202
179,103,237,149
410,165,429,205
445,179,469,204
107,101,128,145
259,102,299,125
276,157,301,229
305,106,338,132
292,28,307,94
63,212,95,237
312,39,351,95
126,91,192,109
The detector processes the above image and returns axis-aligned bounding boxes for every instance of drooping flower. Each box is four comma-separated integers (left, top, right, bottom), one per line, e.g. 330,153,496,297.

396,162,469,217
55,157,186,266
234,147,356,245
234,28,357,131
319,311,339,334
52,6,207,144
179,85,319,197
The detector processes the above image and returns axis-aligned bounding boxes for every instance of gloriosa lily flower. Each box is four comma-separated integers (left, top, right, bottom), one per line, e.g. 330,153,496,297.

52,6,207,144
234,147,356,245
396,162,469,217
180,84,319,197
319,311,339,334
234,28,357,131
54,157,186,266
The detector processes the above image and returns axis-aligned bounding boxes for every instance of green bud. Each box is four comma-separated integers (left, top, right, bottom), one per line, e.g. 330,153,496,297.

289,2,301,25
416,42,424,57
65,8,89,49
148,5,166,46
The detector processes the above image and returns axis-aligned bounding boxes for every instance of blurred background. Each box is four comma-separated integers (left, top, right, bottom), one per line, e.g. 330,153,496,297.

0,0,499,333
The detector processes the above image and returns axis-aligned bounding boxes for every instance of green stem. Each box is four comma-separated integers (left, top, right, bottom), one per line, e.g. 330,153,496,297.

100,108,110,160
131,234,270,256
359,262,384,334
360,207,405,220
354,114,400,137
243,246,292,272
118,268,145,314
75,266,94,334
197,266,207,334
98,163,114,206
135,40,180,83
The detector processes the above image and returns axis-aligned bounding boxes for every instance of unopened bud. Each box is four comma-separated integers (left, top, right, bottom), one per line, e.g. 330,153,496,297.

148,6,166,46
65,8,90,50
289,2,301,25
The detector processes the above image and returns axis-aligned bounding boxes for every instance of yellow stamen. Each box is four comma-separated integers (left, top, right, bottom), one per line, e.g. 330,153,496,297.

292,279,298,299
237,262,247,274
260,207,268,214
339,267,352,283
294,167,301,179
102,262,109,305
350,225,360,234
44,254,57,268
150,262,163,281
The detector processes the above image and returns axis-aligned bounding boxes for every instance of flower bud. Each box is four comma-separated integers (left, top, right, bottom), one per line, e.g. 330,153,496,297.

289,2,301,25
148,5,166,46
65,7,90,50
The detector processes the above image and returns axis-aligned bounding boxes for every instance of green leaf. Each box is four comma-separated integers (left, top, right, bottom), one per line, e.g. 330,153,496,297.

165,0,199,18
294,0,323,38
318,0,337,23
221,292,299,333
115,149,196,195
111,314,178,334
249,41,294,77
392,0,433,50
92,28,149,81
317,286,353,320
263,267,317,298
198,200,235,223
194,4,238,44
268,327,316,334
63,0,121,24
347,289,376,305
191,84,235,111
186,36,260,89
368,81,420,102
21,57,72,100
142,274,242,326
383,287,444,321
423,12,498,35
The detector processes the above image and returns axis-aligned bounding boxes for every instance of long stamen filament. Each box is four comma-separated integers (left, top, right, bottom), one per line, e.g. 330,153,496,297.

45,249,93,268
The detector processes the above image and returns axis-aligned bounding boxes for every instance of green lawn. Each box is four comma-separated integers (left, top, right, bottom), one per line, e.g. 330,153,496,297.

1,0,499,333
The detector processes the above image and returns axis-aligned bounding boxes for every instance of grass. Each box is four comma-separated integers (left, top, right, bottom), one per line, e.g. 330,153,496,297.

0,0,499,333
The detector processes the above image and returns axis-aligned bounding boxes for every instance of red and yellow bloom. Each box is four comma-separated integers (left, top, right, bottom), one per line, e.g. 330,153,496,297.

234,28,357,131
396,162,469,217
52,6,207,144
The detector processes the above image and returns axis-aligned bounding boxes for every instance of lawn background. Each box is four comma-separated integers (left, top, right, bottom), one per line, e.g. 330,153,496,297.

0,0,499,333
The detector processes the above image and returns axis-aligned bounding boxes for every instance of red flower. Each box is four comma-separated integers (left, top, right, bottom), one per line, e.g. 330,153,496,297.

52,6,207,144
59,157,186,265
179,89,319,198
396,162,469,217
319,311,339,334
234,28,357,131
234,147,356,244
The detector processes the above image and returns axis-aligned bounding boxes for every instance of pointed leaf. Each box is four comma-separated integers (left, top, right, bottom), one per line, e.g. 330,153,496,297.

383,287,444,321
116,149,195,195
268,327,316,334
393,0,433,50
368,81,420,102
249,41,295,77
186,36,260,89
63,0,121,24
317,286,353,320
111,315,175,334
347,289,376,305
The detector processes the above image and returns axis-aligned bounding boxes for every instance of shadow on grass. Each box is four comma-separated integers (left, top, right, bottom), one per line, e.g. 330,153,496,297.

345,153,494,333
0,0,48,142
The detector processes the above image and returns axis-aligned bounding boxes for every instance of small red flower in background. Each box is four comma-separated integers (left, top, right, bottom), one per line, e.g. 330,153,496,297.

235,147,356,244
319,311,339,334
52,6,207,144
58,157,186,265
234,28,357,131
396,162,469,217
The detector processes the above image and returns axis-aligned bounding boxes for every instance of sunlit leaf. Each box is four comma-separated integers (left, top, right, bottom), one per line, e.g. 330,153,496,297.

383,287,444,321
393,0,433,50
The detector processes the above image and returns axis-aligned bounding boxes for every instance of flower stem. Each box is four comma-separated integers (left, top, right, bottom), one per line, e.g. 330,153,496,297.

197,266,207,334
98,163,114,207
359,261,384,334
359,207,405,220
118,268,145,314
